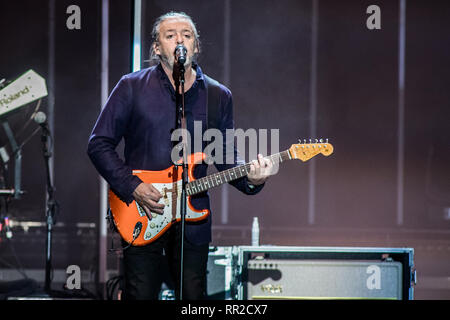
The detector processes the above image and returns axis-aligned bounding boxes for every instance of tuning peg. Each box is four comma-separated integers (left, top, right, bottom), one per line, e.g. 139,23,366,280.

326,138,329,143
319,138,323,143
309,139,312,144
315,139,318,143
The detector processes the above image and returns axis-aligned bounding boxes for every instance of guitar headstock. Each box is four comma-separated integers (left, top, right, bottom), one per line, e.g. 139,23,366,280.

289,139,334,162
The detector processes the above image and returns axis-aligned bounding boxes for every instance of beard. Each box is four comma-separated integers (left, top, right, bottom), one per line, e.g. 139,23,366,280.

159,50,194,70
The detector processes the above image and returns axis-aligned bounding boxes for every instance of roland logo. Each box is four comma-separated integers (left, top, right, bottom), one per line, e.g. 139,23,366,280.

0,86,30,108
260,284,283,294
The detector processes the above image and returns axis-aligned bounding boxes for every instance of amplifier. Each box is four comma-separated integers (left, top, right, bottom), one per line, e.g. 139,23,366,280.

235,246,415,300
245,259,402,299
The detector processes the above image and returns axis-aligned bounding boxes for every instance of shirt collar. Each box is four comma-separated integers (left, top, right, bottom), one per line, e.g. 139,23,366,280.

156,62,205,86
193,63,205,83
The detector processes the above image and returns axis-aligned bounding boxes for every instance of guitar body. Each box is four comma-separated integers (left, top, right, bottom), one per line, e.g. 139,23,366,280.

108,152,209,246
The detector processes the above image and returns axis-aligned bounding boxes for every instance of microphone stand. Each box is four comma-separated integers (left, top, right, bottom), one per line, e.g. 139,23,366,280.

174,61,188,301
40,126,58,294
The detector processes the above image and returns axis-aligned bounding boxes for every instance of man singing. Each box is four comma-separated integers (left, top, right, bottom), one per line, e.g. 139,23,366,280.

87,11,272,300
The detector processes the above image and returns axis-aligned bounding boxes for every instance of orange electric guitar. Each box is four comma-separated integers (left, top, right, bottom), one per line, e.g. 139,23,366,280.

109,140,334,246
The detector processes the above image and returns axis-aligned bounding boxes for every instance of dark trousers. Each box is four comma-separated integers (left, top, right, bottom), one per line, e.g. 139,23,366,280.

122,223,209,300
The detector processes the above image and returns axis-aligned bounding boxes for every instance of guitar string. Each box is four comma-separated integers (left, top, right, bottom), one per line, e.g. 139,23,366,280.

147,155,276,210
145,145,329,208
155,151,289,209
136,145,330,224
186,150,296,195
193,143,329,192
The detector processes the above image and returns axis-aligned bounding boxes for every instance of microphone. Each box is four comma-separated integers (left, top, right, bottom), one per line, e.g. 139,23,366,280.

34,111,50,135
174,44,187,65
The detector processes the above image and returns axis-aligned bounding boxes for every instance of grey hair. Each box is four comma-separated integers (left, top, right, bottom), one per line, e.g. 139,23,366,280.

148,11,201,66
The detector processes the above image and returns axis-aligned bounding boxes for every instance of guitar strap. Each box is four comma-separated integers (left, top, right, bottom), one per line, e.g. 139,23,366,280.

204,74,222,130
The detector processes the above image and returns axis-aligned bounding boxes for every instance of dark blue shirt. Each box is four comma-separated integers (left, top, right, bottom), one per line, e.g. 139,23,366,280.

87,63,263,244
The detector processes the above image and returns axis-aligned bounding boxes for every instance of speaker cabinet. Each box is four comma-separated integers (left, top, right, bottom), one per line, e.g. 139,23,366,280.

235,246,415,300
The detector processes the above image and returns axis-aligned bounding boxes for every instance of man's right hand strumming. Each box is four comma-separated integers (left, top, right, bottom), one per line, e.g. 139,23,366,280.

132,183,165,218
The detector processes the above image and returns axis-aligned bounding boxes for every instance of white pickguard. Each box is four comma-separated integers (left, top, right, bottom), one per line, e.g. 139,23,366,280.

135,181,205,241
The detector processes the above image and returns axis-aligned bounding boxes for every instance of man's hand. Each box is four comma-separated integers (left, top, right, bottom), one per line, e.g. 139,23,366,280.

132,183,165,219
247,154,273,186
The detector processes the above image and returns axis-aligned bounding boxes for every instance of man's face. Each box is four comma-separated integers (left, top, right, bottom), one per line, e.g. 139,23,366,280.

154,17,198,69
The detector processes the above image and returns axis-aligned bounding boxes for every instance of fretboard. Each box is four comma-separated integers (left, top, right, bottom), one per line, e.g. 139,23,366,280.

186,150,291,196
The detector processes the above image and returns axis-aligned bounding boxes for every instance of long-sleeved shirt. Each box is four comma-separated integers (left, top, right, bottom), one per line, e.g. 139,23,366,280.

87,63,263,244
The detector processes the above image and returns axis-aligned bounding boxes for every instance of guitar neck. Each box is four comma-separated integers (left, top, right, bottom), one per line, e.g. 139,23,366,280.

186,150,292,196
